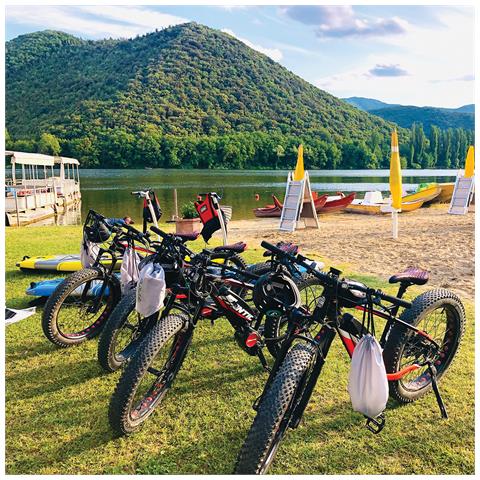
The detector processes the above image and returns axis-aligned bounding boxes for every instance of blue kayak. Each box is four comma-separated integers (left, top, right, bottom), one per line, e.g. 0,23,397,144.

26,275,120,298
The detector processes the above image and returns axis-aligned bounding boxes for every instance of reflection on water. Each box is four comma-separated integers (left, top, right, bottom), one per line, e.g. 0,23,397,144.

32,202,83,227
6,168,457,223
78,168,457,222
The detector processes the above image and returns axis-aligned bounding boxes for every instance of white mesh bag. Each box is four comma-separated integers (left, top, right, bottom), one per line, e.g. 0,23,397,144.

120,246,140,294
135,261,166,318
347,334,389,419
80,233,100,268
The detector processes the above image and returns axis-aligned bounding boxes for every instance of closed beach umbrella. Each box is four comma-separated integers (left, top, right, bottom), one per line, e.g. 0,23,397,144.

293,144,305,181
390,129,402,239
464,145,475,178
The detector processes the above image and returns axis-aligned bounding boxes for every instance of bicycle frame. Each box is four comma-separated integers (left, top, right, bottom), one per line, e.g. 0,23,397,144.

256,285,441,426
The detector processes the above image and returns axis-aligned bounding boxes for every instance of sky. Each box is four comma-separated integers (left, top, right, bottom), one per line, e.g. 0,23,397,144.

5,4,475,108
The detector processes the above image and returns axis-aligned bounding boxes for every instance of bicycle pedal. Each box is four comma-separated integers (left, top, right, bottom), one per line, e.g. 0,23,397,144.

365,413,385,434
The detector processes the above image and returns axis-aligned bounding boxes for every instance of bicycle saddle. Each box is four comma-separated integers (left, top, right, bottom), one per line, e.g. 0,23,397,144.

389,267,429,285
263,241,299,257
213,242,247,253
175,232,200,242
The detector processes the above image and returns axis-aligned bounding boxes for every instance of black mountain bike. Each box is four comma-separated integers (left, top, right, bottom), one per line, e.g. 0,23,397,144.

41,210,154,347
97,230,251,372
108,229,323,435
235,241,465,474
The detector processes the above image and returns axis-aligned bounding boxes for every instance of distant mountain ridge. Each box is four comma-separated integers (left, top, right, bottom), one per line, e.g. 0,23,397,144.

343,96,474,132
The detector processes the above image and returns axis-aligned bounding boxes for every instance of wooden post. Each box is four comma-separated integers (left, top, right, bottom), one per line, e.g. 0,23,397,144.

14,188,20,227
173,188,179,220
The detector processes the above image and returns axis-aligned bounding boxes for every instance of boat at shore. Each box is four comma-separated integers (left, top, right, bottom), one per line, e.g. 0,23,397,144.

345,191,425,215
345,198,425,215
402,184,441,204
254,192,355,217
5,151,81,227
436,182,455,203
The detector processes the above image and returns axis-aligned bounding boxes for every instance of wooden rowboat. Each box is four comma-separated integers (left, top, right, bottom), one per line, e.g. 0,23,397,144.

254,193,329,218
319,192,356,214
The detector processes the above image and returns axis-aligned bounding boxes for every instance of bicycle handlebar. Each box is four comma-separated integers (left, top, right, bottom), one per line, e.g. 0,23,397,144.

261,241,412,309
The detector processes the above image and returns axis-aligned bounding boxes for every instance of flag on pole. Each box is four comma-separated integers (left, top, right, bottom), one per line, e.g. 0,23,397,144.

464,145,475,178
293,144,305,181
390,129,403,211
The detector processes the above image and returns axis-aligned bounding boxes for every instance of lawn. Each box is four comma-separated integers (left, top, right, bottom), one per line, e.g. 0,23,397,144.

5,225,475,474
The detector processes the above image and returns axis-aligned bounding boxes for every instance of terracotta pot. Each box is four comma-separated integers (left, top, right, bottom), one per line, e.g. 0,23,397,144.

175,217,202,235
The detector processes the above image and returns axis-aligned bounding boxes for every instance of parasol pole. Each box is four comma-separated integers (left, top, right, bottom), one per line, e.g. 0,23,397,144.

389,129,402,240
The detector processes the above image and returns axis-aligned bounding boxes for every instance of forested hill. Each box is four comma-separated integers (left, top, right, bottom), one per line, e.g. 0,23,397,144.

5,23,473,169
369,106,474,132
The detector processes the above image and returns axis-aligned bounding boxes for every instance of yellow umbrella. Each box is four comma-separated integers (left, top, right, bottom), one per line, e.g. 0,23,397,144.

464,145,475,178
293,144,305,181
390,129,402,239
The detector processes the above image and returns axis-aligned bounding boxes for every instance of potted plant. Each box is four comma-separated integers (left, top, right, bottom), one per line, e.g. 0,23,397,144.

176,201,202,235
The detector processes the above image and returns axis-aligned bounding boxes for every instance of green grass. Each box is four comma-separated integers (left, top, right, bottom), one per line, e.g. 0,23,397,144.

5,225,474,474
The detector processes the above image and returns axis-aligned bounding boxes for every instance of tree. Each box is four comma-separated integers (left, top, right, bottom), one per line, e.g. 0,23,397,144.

38,133,61,155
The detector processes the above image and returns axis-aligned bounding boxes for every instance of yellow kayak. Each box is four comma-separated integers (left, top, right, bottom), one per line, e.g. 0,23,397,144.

17,255,121,272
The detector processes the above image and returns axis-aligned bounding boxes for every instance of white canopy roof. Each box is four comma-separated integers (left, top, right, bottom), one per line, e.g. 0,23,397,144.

54,156,80,165
5,151,80,166
5,151,55,166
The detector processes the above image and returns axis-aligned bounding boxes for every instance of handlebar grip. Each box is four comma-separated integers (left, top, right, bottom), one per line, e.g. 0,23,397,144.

150,225,168,239
260,240,285,256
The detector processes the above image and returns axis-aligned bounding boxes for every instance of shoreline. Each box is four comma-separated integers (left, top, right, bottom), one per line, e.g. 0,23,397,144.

225,204,474,300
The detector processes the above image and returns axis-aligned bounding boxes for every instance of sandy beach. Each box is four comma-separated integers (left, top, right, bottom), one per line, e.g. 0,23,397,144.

226,204,474,300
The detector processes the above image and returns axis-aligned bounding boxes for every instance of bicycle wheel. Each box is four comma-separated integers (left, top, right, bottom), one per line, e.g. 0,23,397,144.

264,275,324,357
97,289,149,372
109,312,191,435
235,341,316,474
383,289,465,404
42,268,120,347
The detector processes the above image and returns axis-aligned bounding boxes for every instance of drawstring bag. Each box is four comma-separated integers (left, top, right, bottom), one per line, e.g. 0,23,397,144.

135,260,167,318
348,334,389,419
120,246,140,294
80,233,100,268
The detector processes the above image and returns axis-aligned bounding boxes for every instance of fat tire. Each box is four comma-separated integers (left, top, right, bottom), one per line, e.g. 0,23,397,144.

97,289,137,372
235,342,316,474
109,312,190,436
383,288,465,404
42,268,119,347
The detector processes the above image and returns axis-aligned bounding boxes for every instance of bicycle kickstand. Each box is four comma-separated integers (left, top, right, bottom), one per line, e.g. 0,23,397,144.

427,363,448,419
257,348,271,373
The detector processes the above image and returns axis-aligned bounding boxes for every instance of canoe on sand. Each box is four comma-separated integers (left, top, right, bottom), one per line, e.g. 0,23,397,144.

402,184,441,204
345,198,425,215
253,192,355,217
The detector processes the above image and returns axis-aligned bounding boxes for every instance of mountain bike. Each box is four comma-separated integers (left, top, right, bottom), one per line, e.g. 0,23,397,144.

108,229,324,435
97,229,251,372
41,210,154,347
235,241,465,474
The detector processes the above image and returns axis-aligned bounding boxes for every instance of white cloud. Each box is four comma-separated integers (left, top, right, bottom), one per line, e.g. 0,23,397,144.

282,6,408,39
221,28,283,62
315,9,474,107
6,5,188,39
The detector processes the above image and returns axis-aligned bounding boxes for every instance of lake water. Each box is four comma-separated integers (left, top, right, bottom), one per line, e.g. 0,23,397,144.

77,168,456,223
6,168,457,224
